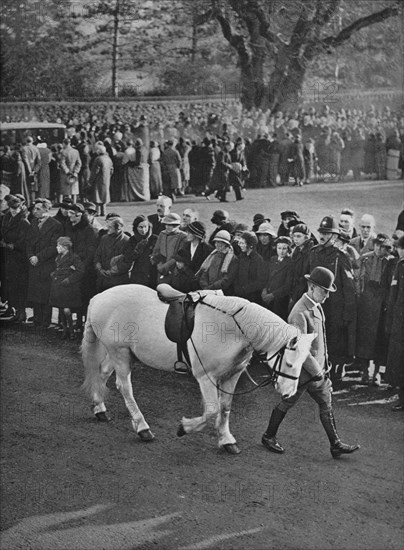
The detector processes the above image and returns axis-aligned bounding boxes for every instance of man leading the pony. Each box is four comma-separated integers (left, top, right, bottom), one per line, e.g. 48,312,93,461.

261,266,360,459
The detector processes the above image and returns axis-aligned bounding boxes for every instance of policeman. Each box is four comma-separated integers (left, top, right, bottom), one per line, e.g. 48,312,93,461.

309,215,357,384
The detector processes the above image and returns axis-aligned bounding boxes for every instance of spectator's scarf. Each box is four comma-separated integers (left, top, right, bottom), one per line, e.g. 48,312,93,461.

196,247,234,277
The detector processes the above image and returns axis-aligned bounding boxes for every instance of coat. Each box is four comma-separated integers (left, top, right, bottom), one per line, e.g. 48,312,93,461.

65,217,99,305
262,255,292,320
89,153,113,204
289,239,315,308
151,229,187,275
94,231,129,291
289,141,305,180
179,241,214,275
147,213,166,236
233,249,266,303
59,145,82,195
309,244,357,359
161,147,182,189
26,217,63,304
0,210,30,305
350,234,376,256
288,293,328,383
49,251,84,308
37,146,52,198
123,231,158,288
356,252,396,361
385,258,404,387
256,239,276,262
198,250,238,294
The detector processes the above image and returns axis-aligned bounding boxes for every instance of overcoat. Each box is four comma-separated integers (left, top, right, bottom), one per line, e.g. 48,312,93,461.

385,258,404,387
262,255,292,320
161,147,182,190
65,217,99,305
94,231,129,291
233,249,266,304
89,153,113,204
309,244,357,359
356,252,396,360
151,229,187,275
59,145,82,195
49,251,84,308
289,239,315,308
122,231,158,289
179,240,214,275
26,217,63,304
0,210,30,305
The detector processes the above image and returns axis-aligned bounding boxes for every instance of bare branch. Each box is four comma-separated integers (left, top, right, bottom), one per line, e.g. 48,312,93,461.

215,11,250,65
321,3,400,49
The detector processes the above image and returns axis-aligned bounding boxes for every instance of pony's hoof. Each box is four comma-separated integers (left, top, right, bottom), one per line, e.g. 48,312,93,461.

138,429,155,442
177,423,186,437
95,412,111,422
222,443,241,455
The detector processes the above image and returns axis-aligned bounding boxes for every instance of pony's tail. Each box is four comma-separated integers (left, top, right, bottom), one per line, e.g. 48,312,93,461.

81,311,108,404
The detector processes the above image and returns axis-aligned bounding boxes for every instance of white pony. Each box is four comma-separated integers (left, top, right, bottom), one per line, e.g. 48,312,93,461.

82,285,315,454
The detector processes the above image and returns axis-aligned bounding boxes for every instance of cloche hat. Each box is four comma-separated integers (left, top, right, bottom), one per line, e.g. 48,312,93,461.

213,230,231,245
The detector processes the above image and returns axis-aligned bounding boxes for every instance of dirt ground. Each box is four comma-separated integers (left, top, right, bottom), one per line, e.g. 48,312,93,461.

1,180,403,550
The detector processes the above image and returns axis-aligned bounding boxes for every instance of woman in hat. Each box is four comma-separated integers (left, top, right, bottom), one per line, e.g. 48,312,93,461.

261,236,293,319
49,236,84,340
0,195,30,322
355,233,396,385
256,222,277,262
180,221,213,278
233,231,266,303
150,213,187,283
196,230,237,294
122,215,158,289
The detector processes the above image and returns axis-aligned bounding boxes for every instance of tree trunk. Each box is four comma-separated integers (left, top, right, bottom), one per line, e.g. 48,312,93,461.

112,0,120,98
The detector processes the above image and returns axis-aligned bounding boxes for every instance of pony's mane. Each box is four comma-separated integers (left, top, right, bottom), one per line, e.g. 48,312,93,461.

201,294,294,351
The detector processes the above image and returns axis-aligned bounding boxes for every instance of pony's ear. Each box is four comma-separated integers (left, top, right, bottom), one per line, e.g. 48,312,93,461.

287,335,299,350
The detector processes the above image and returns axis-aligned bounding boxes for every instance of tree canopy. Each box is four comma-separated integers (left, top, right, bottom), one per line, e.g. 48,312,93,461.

0,0,401,110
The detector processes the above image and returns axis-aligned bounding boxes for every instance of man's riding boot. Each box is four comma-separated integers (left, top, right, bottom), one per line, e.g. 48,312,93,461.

320,409,360,458
261,407,286,453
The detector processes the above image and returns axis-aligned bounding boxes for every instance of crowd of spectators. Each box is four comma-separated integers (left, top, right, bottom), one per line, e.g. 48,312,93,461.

1,101,403,207
0,190,403,409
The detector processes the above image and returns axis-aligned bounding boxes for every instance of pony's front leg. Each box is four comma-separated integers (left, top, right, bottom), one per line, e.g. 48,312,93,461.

113,351,155,442
178,375,220,438
216,371,244,454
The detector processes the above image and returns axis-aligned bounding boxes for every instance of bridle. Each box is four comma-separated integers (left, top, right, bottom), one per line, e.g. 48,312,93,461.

187,298,300,397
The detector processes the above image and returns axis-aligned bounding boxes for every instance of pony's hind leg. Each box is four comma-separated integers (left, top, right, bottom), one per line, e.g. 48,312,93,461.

93,357,115,421
178,375,220,437
113,348,155,442
216,371,244,454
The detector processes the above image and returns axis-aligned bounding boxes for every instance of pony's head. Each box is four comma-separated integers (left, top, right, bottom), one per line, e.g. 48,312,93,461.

272,333,317,399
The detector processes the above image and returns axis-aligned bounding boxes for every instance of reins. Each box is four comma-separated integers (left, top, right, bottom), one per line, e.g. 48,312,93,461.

185,298,294,397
